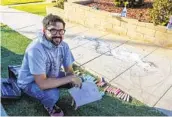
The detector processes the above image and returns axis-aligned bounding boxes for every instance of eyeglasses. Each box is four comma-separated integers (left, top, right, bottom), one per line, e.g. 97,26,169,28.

47,29,66,35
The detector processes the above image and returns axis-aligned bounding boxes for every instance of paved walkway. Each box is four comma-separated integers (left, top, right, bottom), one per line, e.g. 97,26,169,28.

0,6,172,116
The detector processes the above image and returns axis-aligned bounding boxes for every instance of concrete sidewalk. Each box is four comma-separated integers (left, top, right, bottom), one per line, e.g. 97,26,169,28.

0,6,172,116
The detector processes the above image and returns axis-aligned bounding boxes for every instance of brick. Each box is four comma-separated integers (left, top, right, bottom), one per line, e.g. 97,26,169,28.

85,11,97,19
127,31,144,39
112,26,127,35
46,7,65,18
71,5,79,11
145,23,155,30
143,35,156,43
65,10,76,19
67,0,76,2
136,26,155,37
65,5,76,12
75,14,85,24
65,12,80,22
84,17,99,28
64,2,72,8
167,33,172,40
101,11,111,17
46,6,64,13
102,23,113,29
101,21,113,30
91,18,101,26
154,31,172,47
90,8,110,18
137,22,146,27
80,5,92,11
155,31,168,40
76,7,86,16
121,22,136,31
119,31,127,36
167,34,172,47
77,17,85,25
71,2,81,8
105,28,114,33
121,17,138,25
107,17,121,26
167,30,172,34
155,25,167,33
94,24,105,31
121,22,127,28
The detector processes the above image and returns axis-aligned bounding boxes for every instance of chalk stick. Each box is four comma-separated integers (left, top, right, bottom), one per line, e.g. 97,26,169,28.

124,94,128,101
127,94,130,102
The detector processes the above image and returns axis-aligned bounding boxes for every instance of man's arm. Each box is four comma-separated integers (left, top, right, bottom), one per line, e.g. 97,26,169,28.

33,74,75,90
64,65,82,88
62,43,82,88
33,64,79,90
64,64,74,75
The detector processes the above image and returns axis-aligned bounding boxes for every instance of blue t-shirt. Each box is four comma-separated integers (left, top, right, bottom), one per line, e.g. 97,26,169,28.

17,33,75,89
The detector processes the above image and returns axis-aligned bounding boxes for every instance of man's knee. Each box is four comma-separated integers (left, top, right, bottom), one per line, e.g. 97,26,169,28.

23,82,60,108
41,88,60,108
45,88,60,100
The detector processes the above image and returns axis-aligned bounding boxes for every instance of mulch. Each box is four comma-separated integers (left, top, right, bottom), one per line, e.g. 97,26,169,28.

84,0,154,22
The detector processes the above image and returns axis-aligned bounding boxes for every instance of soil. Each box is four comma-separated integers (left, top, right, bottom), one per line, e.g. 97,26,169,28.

84,0,154,22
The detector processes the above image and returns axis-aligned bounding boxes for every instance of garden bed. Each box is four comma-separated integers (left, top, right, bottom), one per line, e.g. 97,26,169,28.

84,0,153,23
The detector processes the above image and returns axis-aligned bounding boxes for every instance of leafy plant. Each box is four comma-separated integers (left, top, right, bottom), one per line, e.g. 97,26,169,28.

113,0,144,8
150,0,172,26
55,0,66,9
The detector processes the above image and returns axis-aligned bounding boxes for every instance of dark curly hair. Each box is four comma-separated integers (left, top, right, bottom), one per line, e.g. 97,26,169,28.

42,14,65,29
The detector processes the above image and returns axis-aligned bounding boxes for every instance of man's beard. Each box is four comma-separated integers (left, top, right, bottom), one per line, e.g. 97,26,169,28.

51,36,63,46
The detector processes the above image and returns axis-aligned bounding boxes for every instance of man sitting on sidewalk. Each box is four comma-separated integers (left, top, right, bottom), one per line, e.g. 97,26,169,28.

17,14,82,116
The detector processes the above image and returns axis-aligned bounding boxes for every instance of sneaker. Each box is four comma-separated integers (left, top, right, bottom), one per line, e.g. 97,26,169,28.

44,105,64,117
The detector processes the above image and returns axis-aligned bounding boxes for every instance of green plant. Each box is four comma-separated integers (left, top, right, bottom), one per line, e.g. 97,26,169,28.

113,0,144,8
150,0,172,26
55,0,66,9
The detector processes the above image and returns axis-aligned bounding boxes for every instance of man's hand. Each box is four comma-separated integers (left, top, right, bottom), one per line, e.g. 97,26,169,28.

64,65,82,88
71,75,82,88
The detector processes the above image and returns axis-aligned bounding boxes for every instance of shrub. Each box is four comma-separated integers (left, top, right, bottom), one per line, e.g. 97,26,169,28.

113,0,144,8
150,0,172,26
55,0,66,9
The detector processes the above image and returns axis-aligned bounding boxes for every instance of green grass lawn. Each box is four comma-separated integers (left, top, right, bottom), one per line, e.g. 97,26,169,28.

1,24,165,116
11,3,55,16
0,0,44,5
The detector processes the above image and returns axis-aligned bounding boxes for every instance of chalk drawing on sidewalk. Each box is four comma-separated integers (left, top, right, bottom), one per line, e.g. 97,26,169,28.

71,35,113,53
111,47,158,73
71,35,158,75
128,59,172,89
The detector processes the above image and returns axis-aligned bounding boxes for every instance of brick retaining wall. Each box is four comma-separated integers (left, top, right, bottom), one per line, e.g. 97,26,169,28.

46,1,172,47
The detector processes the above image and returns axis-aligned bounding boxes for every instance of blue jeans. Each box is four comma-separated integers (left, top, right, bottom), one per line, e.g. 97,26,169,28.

23,72,72,108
